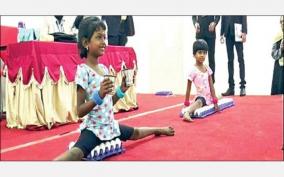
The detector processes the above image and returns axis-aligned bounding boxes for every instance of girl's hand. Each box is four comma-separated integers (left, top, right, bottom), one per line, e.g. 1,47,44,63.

214,104,220,112
121,69,137,93
120,75,128,92
99,78,114,98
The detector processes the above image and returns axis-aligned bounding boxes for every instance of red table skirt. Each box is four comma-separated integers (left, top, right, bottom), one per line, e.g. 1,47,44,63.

4,41,137,84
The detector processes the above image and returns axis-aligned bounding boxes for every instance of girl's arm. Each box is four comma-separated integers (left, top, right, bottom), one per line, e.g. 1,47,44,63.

208,75,217,99
77,86,97,118
112,76,128,105
184,80,192,106
112,94,120,105
113,70,137,105
208,75,219,111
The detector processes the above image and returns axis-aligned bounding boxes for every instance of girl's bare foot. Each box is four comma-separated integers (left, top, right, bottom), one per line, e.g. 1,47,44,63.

155,127,175,136
183,112,194,122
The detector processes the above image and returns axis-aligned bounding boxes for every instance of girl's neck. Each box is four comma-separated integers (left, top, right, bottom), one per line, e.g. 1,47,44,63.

195,62,207,73
86,55,99,67
195,62,204,67
86,56,105,76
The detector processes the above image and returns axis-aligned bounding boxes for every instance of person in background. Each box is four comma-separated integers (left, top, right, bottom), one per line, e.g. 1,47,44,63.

192,16,220,83
17,21,39,42
39,16,74,41
271,16,284,95
54,16,174,161
220,16,247,97
101,16,135,46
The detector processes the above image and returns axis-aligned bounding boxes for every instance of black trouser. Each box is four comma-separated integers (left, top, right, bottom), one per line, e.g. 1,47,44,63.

225,35,246,89
196,36,216,83
74,124,134,158
271,61,284,95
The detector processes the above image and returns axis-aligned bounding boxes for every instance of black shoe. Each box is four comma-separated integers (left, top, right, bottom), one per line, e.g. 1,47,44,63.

240,88,246,96
221,88,235,96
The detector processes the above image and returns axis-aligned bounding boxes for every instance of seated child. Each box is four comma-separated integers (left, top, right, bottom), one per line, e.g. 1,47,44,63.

54,16,174,161
182,39,219,122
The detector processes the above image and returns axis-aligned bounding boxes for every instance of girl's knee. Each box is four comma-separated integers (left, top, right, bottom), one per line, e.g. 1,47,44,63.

69,147,84,160
130,128,140,140
196,99,203,107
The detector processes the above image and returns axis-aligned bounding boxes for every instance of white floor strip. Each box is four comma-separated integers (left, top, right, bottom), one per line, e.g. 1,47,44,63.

118,103,183,122
1,103,182,154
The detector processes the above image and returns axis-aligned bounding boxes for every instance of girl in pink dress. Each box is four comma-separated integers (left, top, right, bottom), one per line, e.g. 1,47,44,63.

182,39,219,122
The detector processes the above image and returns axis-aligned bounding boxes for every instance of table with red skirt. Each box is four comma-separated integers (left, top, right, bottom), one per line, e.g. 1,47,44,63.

2,41,138,129
1,26,18,119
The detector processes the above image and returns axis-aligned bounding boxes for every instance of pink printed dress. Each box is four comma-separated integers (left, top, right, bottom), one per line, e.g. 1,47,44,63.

188,64,214,105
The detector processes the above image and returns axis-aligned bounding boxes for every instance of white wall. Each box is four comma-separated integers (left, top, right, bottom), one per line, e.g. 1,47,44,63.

126,16,281,95
1,16,281,95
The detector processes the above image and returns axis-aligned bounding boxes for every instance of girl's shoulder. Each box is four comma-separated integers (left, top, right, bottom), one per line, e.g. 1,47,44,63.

203,64,209,70
189,65,198,72
78,63,89,68
98,64,109,74
77,63,109,76
191,64,211,74
204,64,213,74
77,63,90,74
188,65,199,76
98,63,108,70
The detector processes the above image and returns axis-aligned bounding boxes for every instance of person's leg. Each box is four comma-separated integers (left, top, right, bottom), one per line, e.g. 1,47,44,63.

271,61,284,95
226,36,235,90
129,127,175,140
278,63,284,94
183,97,205,122
54,129,101,161
235,42,246,89
118,124,174,142
271,61,278,95
206,37,216,83
54,147,84,161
